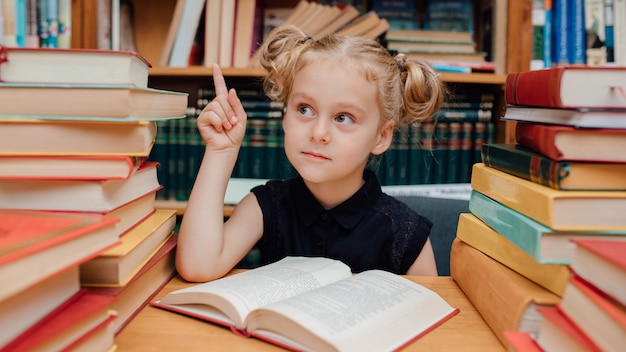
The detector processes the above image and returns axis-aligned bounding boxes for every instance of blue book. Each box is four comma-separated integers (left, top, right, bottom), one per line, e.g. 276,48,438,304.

552,0,569,64
469,190,626,264
425,0,474,33
568,0,586,64
371,0,418,30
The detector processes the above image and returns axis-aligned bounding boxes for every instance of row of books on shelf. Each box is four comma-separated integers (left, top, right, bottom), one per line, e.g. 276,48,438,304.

0,47,188,350
448,65,626,351
1,0,72,49
149,111,495,202
531,0,626,69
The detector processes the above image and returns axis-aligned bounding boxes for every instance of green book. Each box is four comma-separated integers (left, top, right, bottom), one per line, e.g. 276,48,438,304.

469,190,626,264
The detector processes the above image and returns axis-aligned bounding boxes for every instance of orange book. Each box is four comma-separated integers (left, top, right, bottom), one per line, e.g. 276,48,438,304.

504,331,543,352
471,163,626,231
450,238,561,346
0,210,119,302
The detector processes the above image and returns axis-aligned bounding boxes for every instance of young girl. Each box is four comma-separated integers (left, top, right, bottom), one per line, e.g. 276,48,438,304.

176,25,445,282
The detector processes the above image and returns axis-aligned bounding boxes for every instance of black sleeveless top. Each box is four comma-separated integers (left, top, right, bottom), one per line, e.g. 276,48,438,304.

251,170,432,274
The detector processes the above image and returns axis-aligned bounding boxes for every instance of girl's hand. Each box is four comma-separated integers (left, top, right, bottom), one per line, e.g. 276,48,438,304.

196,64,247,151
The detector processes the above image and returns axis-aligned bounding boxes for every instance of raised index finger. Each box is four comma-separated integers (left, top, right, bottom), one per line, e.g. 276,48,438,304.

212,63,228,96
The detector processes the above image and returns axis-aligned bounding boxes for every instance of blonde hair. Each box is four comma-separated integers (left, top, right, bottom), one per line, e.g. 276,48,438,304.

257,25,445,128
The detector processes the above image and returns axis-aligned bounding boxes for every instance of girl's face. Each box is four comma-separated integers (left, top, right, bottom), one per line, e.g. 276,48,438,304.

282,61,393,188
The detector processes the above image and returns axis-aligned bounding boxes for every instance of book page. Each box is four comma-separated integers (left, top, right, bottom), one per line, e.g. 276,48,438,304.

156,257,351,328
246,270,458,352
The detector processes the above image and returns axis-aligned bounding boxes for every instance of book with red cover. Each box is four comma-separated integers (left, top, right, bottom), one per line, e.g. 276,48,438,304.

0,210,120,302
0,161,161,212
1,290,117,352
481,143,626,190
505,65,626,108
0,155,145,180
535,307,602,352
0,46,151,87
501,105,626,129
559,274,626,352
503,331,543,352
570,239,626,307
516,122,626,162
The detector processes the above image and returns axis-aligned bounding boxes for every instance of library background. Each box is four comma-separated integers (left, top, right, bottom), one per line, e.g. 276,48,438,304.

3,0,626,351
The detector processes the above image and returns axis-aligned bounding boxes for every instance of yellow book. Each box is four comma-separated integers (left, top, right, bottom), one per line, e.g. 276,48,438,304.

80,209,177,287
450,237,561,347
456,213,569,296
471,163,626,231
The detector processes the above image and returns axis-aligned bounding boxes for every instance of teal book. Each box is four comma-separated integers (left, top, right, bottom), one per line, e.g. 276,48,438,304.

481,143,626,190
433,122,449,184
420,122,436,184
247,119,267,179
394,124,410,185
407,122,423,184
446,122,461,183
469,190,626,264
457,122,473,183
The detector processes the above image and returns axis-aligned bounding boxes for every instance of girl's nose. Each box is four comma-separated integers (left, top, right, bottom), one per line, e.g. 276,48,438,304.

309,117,331,143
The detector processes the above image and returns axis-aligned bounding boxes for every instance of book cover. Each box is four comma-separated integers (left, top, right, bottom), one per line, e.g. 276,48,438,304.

87,234,177,334
0,210,119,301
469,190,626,264
0,155,144,180
79,209,176,287
455,213,570,296
551,0,569,64
570,239,626,307
152,256,459,351
502,105,626,129
450,238,561,346
0,83,188,120
0,161,161,212
505,65,626,108
218,0,236,67
504,331,544,352
2,289,117,352
471,163,626,231
481,143,626,190
167,0,205,67
515,121,626,162
559,273,626,352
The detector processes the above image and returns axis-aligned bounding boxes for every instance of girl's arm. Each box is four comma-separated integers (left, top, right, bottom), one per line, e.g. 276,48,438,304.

405,238,438,276
176,64,263,282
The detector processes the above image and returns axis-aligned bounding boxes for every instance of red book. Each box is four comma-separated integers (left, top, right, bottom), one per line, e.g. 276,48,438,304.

570,239,626,307
505,66,626,108
535,307,601,352
0,210,120,302
559,274,626,352
516,122,626,162
503,331,543,352
1,290,117,352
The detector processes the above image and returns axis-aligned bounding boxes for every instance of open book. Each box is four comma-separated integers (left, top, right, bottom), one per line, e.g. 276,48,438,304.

152,257,459,351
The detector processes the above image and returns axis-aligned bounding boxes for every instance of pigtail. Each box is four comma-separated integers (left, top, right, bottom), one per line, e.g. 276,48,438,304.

398,56,446,124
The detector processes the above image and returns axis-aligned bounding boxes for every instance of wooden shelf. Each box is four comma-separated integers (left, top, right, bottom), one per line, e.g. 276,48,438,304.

149,66,506,85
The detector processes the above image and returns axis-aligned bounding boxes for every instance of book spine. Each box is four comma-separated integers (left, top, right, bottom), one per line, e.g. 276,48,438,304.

433,122,449,184
408,122,423,184
458,122,473,183
446,122,461,183
568,0,585,64
543,0,553,67
15,0,27,47
57,0,70,48
395,124,410,186
505,68,566,107
515,122,562,160
480,143,564,189
614,0,626,65
552,0,569,64
25,0,38,47
44,0,58,48
605,0,615,63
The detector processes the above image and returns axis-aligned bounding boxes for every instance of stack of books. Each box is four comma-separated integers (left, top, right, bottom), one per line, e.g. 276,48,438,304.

0,46,187,350
450,65,626,349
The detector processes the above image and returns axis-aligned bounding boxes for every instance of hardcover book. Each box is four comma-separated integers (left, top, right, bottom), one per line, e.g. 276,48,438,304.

535,307,602,352
450,238,560,346
0,210,119,302
471,163,626,231
501,105,626,130
0,83,188,120
80,209,176,287
0,161,161,212
0,119,157,156
481,143,626,190
559,273,626,352
504,65,626,108
469,190,626,264
152,256,459,351
515,122,626,163
0,46,151,86
570,239,626,307
455,213,570,296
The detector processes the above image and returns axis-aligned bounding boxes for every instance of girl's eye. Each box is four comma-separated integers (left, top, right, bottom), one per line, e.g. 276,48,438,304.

298,105,314,116
335,114,355,125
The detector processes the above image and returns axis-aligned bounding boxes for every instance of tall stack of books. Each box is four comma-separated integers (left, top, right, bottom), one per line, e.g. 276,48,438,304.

0,46,187,350
450,65,626,349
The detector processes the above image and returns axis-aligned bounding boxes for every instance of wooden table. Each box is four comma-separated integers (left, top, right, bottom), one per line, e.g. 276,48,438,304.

114,275,504,351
